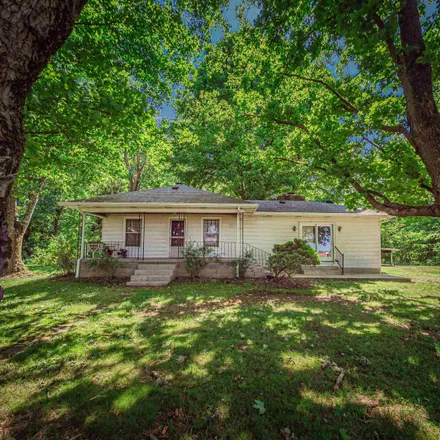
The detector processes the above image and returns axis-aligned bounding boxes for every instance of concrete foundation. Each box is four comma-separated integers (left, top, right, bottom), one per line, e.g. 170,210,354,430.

78,258,267,279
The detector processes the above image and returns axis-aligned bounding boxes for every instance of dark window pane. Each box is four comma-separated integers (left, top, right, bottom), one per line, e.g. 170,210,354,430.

126,219,141,233
171,238,185,247
126,233,141,246
125,219,141,246
170,220,185,246
203,220,219,246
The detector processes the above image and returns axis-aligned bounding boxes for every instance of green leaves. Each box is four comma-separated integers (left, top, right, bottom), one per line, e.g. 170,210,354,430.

253,399,266,415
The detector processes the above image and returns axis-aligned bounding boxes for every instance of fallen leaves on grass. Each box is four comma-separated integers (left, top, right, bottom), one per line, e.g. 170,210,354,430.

176,355,188,365
322,360,331,370
334,370,346,391
150,370,169,387
253,400,266,415
251,277,312,289
281,427,298,439
147,408,190,439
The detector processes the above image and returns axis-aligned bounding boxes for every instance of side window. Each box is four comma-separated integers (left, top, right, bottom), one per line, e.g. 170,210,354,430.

203,219,220,246
125,219,141,246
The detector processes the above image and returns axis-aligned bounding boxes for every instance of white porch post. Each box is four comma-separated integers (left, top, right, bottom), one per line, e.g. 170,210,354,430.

76,212,86,278
236,208,242,258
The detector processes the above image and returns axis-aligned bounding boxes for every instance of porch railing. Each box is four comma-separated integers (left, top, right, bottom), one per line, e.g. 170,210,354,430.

173,240,239,260
243,243,271,268
335,246,345,275
85,240,272,268
85,241,144,259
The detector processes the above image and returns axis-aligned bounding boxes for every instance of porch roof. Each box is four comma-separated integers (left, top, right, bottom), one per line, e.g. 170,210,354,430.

59,184,258,214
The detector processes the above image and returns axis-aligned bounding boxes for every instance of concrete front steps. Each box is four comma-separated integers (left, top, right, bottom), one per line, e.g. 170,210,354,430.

127,263,177,287
302,264,342,276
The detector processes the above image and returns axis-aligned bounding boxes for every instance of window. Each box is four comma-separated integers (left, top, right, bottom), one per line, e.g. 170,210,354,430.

125,219,141,246
301,224,333,259
170,220,185,247
203,219,220,246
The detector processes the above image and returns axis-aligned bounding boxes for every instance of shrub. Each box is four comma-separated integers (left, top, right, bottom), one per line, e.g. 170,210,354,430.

87,249,121,278
268,239,320,278
31,235,76,274
232,249,255,279
182,242,213,279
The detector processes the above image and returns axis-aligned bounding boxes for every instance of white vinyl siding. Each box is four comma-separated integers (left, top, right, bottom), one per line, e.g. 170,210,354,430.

101,212,382,270
101,213,237,258
243,214,381,270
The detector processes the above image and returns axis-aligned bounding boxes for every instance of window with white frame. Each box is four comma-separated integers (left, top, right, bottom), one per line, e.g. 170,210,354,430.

203,219,220,247
125,219,141,246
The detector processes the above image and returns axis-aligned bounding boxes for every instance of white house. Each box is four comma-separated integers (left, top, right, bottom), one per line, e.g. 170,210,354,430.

59,183,390,285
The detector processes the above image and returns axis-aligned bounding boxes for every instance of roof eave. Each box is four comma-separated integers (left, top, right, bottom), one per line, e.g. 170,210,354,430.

254,211,390,218
58,201,259,213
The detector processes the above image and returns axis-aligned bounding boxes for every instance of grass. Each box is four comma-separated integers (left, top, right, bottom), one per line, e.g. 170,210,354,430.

0,267,439,440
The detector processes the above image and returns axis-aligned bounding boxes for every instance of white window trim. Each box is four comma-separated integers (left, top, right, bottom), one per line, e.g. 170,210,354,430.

201,217,222,246
123,217,144,248
299,222,335,262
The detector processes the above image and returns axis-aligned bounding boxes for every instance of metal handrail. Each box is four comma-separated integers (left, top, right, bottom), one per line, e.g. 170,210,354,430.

176,240,238,259
85,240,272,267
335,246,345,275
242,243,272,268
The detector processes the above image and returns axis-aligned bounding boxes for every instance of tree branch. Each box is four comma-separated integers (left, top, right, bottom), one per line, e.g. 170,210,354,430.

381,124,411,141
372,12,402,65
274,157,327,172
280,72,412,142
280,72,359,114
349,179,440,216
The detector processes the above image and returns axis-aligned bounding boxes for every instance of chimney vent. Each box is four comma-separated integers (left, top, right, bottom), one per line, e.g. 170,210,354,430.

279,200,286,204
172,186,179,190
277,193,305,201
325,200,334,204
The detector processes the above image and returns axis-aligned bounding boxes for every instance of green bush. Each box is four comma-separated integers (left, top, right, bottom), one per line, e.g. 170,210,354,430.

182,242,213,279
31,235,77,274
87,249,121,278
268,239,320,278
232,249,255,279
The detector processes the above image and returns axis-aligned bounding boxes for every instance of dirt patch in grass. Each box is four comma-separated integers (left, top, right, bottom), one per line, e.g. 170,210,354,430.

0,270,38,280
0,323,77,360
251,277,312,290
173,277,313,290
137,289,358,319
70,276,130,287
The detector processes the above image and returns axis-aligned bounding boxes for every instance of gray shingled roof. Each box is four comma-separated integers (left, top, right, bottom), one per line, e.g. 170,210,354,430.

250,200,363,214
70,184,252,205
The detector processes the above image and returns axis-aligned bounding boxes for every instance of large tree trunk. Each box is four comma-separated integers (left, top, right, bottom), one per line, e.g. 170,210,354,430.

124,150,147,192
0,0,88,275
5,191,40,274
398,0,440,203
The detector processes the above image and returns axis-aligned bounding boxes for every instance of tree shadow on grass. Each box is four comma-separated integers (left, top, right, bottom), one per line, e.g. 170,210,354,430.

1,278,439,439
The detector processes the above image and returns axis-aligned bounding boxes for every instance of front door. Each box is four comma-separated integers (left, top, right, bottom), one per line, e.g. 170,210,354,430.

301,224,334,261
170,220,185,257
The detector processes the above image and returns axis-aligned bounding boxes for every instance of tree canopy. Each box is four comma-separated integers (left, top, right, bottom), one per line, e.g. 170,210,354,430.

1,0,440,274
250,0,440,216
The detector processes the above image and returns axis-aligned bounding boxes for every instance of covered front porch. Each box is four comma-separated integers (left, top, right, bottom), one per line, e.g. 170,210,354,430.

75,206,267,278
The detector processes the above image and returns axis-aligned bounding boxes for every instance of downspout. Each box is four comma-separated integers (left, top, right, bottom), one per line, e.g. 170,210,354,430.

76,212,86,278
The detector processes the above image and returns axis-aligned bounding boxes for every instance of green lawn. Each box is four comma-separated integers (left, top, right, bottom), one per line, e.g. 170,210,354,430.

1,268,439,440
